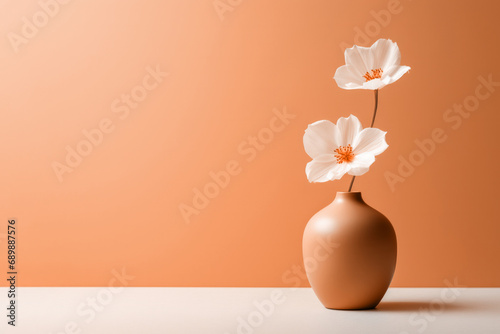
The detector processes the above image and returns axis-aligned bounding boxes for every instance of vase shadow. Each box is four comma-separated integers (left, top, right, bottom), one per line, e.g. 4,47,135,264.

373,301,467,312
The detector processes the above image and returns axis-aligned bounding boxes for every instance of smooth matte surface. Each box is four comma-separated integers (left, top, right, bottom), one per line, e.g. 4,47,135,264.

303,192,397,309
1,288,499,333
2,1,500,289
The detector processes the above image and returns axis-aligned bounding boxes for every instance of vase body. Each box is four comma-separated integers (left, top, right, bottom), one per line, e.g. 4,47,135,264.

302,192,397,310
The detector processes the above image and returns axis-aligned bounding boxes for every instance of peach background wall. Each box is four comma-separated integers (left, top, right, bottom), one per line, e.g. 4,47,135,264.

1,0,499,287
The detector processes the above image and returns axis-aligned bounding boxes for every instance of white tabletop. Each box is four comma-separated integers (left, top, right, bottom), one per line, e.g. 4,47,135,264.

1,287,499,334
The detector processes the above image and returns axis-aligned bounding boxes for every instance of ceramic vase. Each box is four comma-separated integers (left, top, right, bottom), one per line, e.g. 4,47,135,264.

302,192,397,309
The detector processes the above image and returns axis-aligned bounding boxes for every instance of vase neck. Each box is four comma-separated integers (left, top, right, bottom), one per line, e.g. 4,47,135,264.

333,192,364,204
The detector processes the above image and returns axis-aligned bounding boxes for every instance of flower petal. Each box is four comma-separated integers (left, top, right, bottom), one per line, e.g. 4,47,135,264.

370,39,401,71
303,120,341,159
344,45,373,78
336,39,408,90
362,78,384,90
305,154,338,183
326,162,352,180
348,152,375,176
352,128,388,156
336,115,363,147
381,65,411,86
334,65,364,90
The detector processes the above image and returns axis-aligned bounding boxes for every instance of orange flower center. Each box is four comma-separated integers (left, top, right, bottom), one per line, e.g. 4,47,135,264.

363,68,383,82
334,144,355,164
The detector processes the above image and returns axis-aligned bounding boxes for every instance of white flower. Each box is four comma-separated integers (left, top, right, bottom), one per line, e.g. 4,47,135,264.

303,115,388,183
333,39,410,90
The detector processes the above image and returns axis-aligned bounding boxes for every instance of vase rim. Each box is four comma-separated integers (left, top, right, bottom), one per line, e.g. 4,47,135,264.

334,191,364,202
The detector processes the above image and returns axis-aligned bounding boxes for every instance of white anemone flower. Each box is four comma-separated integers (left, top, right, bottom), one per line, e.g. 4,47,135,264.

334,39,410,90
303,115,388,183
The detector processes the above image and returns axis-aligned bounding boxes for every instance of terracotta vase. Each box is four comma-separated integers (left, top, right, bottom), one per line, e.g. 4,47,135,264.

302,191,397,310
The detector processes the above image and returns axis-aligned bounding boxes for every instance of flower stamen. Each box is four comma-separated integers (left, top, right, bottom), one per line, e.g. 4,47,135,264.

334,144,355,164
363,68,383,82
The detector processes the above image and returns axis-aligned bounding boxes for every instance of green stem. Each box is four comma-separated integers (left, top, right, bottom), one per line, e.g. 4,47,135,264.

348,89,379,192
